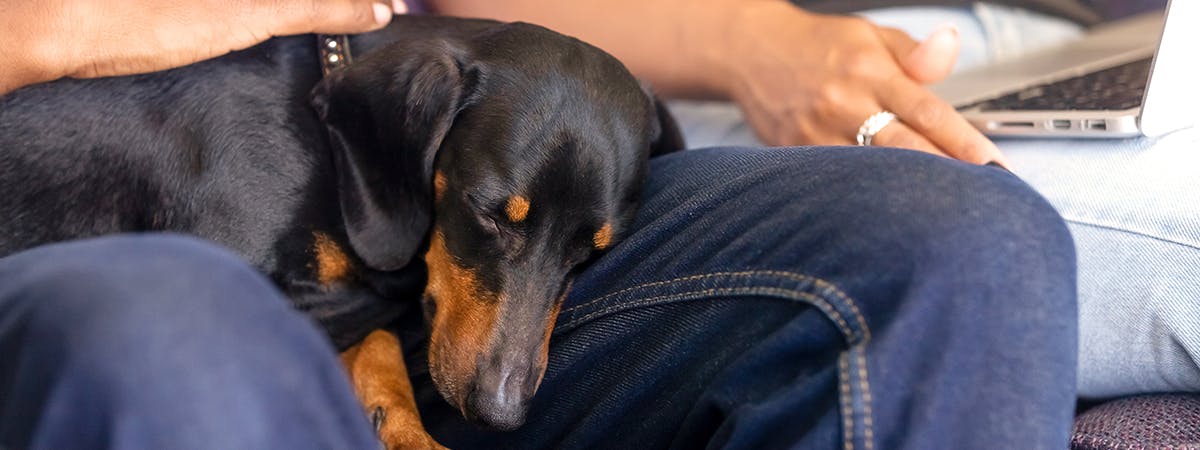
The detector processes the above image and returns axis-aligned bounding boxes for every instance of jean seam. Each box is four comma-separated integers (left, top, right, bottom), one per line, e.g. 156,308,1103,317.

561,271,875,450
1063,216,1200,251
563,287,852,337
565,271,872,341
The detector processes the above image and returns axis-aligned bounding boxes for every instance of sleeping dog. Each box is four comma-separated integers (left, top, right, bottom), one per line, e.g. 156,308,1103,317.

0,14,682,448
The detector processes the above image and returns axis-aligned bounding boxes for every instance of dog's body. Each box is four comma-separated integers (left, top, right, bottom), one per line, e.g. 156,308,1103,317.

0,15,681,446
0,20,430,348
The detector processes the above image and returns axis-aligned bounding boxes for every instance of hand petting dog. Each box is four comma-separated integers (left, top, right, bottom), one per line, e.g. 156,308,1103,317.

0,0,406,94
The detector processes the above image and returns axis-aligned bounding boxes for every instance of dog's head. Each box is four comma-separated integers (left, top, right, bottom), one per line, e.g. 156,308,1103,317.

312,21,682,430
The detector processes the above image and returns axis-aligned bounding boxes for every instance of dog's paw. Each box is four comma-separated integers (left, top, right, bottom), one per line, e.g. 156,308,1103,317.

372,405,449,450
342,330,447,449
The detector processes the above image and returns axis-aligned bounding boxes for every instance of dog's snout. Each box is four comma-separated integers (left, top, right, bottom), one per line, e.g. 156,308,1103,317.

465,357,541,430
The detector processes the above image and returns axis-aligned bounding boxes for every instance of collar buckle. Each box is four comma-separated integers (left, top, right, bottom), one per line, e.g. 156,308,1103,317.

317,34,353,75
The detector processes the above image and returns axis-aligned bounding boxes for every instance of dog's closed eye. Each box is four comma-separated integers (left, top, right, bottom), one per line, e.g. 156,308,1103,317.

472,205,525,250
481,214,519,243
464,192,528,238
561,226,609,268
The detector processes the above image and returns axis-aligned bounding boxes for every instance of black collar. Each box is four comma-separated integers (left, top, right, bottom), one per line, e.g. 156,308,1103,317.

317,34,353,75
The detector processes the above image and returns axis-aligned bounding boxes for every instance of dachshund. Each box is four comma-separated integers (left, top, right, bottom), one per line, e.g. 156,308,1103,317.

0,14,683,449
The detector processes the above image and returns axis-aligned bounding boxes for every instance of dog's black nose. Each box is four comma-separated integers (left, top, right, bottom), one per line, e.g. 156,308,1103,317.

466,359,539,430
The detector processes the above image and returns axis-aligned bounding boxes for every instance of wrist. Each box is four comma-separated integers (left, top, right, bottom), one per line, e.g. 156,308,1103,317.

666,0,745,100
718,0,814,105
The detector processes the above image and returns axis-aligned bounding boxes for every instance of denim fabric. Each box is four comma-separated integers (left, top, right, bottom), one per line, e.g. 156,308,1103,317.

0,148,1077,449
0,235,378,450
402,147,1078,449
1002,129,1200,398
668,4,1200,399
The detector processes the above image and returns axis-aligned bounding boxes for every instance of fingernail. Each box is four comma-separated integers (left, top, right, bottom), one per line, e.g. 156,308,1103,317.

373,3,392,25
392,0,408,14
918,25,958,55
924,25,958,50
372,406,386,433
931,22,959,39
985,161,1014,174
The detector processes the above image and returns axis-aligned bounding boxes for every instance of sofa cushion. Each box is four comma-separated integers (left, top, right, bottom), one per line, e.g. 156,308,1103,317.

1072,393,1200,449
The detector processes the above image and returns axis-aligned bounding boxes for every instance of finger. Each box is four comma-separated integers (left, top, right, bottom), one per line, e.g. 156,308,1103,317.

842,101,948,156
905,24,959,83
817,105,950,159
272,0,399,36
868,119,951,159
874,26,919,67
875,24,959,84
876,77,1007,166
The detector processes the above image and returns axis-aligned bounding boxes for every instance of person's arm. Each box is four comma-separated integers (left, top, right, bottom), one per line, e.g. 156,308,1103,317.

0,2,59,95
429,0,1004,165
430,0,739,101
0,0,407,95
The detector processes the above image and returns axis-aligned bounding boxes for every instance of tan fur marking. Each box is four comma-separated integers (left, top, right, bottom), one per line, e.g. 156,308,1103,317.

536,299,564,388
423,230,501,410
313,232,353,285
593,223,613,250
433,171,448,202
505,195,530,222
341,330,446,450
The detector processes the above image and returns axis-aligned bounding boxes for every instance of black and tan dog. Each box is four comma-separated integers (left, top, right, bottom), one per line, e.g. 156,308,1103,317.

0,15,682,448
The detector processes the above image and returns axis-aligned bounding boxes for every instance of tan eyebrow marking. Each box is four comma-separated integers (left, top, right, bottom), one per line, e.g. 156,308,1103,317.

505,196,530,222
433,171,447,201
593,223,613,250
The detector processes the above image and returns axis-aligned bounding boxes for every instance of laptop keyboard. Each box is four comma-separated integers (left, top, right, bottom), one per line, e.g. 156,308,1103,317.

968,57,1153,111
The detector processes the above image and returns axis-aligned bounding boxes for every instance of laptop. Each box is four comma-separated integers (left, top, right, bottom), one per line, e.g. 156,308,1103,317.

931,0,1198,138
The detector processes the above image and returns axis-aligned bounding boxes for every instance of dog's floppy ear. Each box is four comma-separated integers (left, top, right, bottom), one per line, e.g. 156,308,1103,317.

650,95,685,157
640,83,685,156
311,42,477,271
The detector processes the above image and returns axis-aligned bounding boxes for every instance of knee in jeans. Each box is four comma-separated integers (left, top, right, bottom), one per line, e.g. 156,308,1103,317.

873,153,1077,316
912,161,1073,259
691,147,1071,253
13,234,289,352
741,148,1072,305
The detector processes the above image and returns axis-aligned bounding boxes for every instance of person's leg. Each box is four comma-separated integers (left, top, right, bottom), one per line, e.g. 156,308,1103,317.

864,4,1200,398
669,4,1200,399
404,147,1077,449
999,129,1200,398
0,234,378,450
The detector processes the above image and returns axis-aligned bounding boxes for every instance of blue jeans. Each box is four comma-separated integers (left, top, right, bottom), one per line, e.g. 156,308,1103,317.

1,147,1077,449
673,4,1200,399
0,236,380,449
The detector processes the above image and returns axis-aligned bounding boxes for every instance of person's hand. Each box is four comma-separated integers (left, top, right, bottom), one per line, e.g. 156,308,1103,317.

713,1,1005,165
0,0,407,94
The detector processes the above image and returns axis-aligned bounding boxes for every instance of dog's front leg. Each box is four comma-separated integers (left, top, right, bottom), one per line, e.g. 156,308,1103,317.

341,329,447,450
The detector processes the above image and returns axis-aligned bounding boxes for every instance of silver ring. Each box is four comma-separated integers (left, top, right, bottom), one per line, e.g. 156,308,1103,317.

856,111,896,146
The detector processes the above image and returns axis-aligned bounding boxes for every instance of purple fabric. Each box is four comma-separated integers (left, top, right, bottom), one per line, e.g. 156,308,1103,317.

1072,394,1200,449
797,0,1166,25
1083,0,1169,20
403,0,429,14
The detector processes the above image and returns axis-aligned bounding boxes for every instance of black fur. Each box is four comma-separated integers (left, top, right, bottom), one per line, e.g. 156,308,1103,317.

0,15,683,350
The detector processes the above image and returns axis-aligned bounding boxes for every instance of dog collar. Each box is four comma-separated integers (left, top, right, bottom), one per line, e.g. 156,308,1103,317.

317,34,354,75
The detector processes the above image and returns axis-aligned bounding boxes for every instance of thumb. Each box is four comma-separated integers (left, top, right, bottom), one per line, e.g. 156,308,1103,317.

875,23,960,84
273,0,407,36
902,24,960,84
